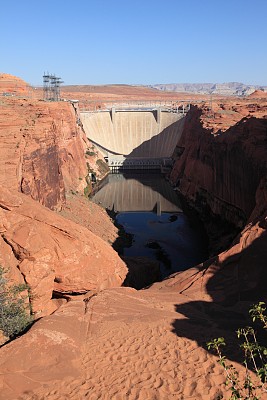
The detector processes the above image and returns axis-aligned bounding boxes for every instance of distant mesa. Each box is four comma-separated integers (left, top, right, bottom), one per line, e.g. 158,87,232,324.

2,72,267,100
248,89,267,98
150,82,267,96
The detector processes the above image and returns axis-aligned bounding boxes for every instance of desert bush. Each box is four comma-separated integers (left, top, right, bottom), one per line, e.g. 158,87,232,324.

207,302,267,399
0,266,32,339
86,150,96,157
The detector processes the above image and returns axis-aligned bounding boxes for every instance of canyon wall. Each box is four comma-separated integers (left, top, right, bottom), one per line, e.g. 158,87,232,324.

0,97,89,210
168,98,267,302
170,101,267,228
0,75,126,320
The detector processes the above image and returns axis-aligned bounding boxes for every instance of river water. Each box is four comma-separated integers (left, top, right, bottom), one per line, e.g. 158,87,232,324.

91,173,208,278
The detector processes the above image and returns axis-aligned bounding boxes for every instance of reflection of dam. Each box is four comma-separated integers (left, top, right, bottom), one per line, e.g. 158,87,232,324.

80,109,185,169
91,174,182,213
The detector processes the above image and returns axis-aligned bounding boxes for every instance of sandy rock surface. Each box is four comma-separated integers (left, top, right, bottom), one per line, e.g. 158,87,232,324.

0,186,127,316
0,287,254,400
58,193,118,245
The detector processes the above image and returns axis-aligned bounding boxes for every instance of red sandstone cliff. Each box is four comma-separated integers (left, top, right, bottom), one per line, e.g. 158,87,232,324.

0,75,126,319
170,99,267,227
152,178,267,304
0,97,88,210
0,74,109,211
0,186,127,317
0,73,30,95
168,99,267,302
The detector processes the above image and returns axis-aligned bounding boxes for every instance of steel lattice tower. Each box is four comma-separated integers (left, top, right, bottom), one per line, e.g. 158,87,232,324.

43,72,64,101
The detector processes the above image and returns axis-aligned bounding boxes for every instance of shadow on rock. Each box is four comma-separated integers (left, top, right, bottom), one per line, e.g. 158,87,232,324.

169,227,267,368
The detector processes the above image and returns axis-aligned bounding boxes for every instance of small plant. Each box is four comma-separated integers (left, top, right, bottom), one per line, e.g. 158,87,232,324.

86,150,96,157
0,267,32,340
84,184,92,197
85,146,96,157
207,302,267,399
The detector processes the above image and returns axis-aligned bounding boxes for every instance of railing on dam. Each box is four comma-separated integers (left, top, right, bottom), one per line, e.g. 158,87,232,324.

108,156,173,172
79,99,191,114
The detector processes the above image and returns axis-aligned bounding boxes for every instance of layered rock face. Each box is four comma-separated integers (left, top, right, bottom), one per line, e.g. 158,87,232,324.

0,97,88,210
168,98,267,302
0,73,110,210
0,73,30,95
151,182,267,304
170,99,267,228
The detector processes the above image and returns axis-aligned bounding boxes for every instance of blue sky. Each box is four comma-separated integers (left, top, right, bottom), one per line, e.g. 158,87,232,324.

1,0,267,86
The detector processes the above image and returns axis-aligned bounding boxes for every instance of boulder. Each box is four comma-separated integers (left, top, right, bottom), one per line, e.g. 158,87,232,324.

0,186,127,316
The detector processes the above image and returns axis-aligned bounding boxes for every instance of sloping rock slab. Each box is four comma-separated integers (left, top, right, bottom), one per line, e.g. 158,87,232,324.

0,288,254,400
0,186,127,316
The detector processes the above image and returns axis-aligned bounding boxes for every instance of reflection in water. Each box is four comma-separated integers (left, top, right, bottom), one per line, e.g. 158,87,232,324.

91,173,208,278
91,173,182,213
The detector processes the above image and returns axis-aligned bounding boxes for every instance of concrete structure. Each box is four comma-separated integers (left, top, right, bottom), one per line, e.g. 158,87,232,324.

92,174,182,213
80,107,186,170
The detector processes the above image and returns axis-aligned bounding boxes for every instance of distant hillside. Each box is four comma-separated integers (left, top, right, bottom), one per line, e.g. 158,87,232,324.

149,82,267,96
62,84,159,96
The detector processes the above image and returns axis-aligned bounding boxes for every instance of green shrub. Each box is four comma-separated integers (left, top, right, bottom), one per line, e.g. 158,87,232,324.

0,267,32,339
85,146,97,157
207,302,267,399
86,150,96,157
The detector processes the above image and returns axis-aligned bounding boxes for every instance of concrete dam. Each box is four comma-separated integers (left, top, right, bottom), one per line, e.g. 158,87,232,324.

80,107,186,169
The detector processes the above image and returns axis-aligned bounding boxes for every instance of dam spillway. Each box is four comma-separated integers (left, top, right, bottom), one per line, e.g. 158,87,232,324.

80,108,185,169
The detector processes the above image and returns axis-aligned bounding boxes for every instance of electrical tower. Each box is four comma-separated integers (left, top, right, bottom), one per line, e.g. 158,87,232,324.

43,72,64,101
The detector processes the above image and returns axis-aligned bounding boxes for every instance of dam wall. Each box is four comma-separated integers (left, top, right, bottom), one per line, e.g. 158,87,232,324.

80,110,185,166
